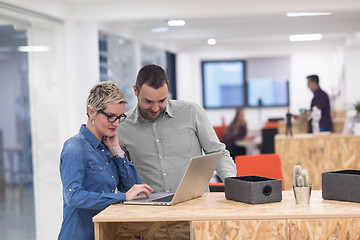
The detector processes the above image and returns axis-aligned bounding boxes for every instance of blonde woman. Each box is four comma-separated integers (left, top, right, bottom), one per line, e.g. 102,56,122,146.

58,82,152,240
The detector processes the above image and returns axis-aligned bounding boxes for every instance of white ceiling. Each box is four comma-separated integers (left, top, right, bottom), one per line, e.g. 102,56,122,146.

4,0,360,52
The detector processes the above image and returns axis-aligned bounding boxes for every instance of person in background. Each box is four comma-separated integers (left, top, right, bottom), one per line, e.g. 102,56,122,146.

117,64,236,193
306,75,333,132
285,107,294,136
224,108,254,158
58,82,153,240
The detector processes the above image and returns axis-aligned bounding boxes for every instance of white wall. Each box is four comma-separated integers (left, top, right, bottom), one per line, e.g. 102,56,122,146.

177,48,351,130
344,46,360,107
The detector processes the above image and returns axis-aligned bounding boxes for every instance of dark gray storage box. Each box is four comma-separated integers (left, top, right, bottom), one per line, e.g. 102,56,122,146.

224,175,282,204
322,170,360,203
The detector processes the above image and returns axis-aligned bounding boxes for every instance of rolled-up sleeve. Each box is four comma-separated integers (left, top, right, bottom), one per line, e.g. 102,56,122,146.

60,139,126,209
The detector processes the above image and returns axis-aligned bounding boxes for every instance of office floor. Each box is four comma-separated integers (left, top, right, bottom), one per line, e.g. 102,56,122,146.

0,184,36,240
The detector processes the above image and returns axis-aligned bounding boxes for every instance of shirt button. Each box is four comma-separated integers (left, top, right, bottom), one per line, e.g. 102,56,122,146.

166,190,170,193
68,188,72,192
106,163,109,165
112,189,114,192
99,167,102,170
112,176,114,178
163,173,167,176
102,149,104,152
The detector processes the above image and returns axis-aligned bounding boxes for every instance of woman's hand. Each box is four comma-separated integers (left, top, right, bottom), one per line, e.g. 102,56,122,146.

103,132,122,156
125,184,153,201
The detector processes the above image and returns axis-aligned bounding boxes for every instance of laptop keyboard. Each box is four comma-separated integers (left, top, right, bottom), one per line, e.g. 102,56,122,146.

150,194,174,202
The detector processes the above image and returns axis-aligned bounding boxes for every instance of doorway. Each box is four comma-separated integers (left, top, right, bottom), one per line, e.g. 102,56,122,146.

0,24,35,239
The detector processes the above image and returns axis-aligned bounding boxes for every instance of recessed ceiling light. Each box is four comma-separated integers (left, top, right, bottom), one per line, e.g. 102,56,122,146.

167,20,185,27
286,12,332,17
289,34,323,42
208,38,216,45
151,27,168,33
17,46,51,52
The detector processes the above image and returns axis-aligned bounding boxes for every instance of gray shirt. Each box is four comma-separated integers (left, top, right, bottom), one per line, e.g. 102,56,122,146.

117,100,236,192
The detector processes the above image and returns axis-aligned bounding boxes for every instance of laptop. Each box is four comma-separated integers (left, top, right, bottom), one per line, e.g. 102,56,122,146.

123,152,221,206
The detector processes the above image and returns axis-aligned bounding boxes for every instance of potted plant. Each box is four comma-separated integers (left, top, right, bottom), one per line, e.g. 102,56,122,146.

292,165,312,204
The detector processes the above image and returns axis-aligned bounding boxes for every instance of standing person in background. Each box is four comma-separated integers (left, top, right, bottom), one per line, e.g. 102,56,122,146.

306,75,333,133
58,82,153,240
224,108,254,158
117,64,236,193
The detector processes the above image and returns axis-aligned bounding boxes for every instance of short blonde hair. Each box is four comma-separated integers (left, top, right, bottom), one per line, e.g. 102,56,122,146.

86,81,128,114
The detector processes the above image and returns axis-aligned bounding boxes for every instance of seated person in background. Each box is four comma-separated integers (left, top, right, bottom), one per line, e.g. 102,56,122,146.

224,108,254,158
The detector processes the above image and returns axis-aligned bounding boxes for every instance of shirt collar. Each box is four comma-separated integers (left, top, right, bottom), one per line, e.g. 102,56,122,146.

80,124,101,149
132,100,174,124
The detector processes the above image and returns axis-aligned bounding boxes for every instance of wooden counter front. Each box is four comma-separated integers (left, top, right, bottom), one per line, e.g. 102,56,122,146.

278,119,345,135
275,133,360,190
93,191,360,239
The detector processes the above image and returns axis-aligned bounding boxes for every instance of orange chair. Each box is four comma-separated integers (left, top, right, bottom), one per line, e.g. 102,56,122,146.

213,125,227,142
208,182,226,192
264,121,279,129
234,153,284,190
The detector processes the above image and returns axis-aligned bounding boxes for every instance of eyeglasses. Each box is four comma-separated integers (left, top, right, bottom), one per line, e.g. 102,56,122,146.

98,110,127,123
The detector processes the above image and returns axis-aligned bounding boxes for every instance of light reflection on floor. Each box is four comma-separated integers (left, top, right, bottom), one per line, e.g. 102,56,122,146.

0,184,36,240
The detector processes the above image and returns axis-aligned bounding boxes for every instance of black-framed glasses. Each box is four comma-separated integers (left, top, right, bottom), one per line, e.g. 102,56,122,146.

98,110,127,123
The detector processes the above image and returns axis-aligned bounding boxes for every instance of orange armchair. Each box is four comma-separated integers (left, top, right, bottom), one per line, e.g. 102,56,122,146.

235,153,284,190
213,125,227,142
209,153,284,192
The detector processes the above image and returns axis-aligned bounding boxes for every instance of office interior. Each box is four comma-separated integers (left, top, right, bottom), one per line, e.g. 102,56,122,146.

0,0,360,239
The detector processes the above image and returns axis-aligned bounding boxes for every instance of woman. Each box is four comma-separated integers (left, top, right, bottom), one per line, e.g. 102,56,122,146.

58,82,153,240
224,108,248,158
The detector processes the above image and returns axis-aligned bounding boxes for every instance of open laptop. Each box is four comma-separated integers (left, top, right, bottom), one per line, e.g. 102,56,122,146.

123,152,221,206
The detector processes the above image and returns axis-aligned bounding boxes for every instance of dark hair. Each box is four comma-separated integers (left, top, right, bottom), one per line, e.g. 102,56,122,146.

135,64,169,92
307,75,319,85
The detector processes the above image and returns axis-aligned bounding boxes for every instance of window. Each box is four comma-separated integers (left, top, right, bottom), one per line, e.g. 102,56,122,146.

247,79,289,107
202,60,246,109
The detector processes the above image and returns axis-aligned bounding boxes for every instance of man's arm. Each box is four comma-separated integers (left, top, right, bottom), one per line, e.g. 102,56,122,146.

192,103,237,181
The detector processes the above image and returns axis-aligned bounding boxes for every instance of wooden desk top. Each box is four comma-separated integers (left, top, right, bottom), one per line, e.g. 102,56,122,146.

276,133,360,139
93,191,360,223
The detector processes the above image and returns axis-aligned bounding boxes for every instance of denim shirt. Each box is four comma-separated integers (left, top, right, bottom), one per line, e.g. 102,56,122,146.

58,124,141,240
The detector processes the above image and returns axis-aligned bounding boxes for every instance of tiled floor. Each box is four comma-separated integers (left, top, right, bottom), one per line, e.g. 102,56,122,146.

0,184,36,240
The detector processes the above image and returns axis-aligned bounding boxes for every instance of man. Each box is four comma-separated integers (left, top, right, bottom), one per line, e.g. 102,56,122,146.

117,64,236,193
306,74,333,132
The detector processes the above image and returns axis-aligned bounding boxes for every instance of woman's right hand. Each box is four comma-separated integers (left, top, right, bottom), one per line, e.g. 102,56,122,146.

125,184,153,201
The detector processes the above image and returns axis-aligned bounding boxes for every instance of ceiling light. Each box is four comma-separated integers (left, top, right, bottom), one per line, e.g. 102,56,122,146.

286,12,332,17
167,20,185,27
17,46,51,52
207,38,216,45
289,34,323,42
151,27,168,33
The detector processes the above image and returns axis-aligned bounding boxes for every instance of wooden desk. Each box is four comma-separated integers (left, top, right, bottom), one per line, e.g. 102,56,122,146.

275,133,360,190
93,191,360,239
235,140,260,155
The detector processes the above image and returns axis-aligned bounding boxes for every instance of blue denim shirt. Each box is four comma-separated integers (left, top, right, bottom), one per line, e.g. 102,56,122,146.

58,125,141,240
